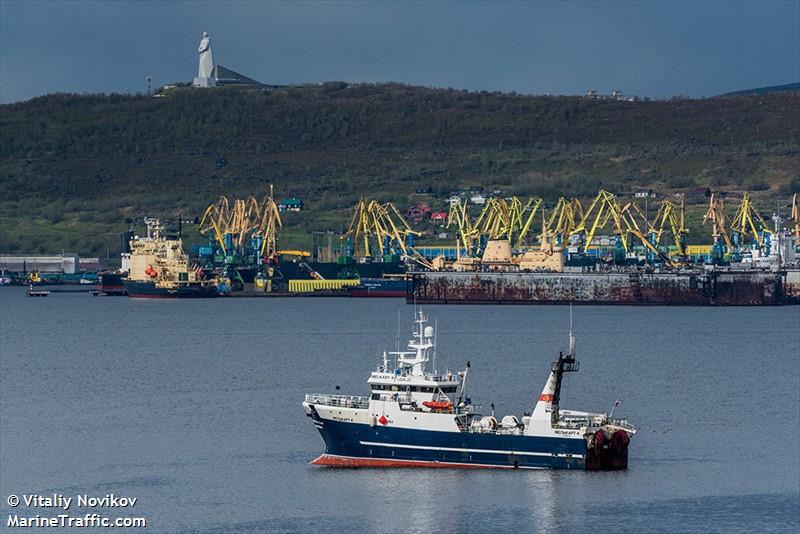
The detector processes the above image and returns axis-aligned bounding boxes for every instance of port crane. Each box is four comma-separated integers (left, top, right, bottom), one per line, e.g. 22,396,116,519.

345,197,420,260
618,202,676,267
514,197,544,247
730,192,772,250
649,196,689,259
254,186,283,261
447,199,480,253
198,195,232,255
569,190,676,266
198,187,283,268
450,196,576,253
473,197,513,241
702,193,734,261
570,190,625,255
543,197,581,246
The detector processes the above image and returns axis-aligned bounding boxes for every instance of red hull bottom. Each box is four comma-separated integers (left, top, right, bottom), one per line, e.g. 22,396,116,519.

311,454,511,469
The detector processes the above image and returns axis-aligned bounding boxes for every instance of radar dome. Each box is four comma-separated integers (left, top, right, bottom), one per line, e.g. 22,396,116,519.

424,326,434,338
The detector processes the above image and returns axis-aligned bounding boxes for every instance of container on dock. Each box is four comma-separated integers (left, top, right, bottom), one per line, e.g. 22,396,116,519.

288,279,359,293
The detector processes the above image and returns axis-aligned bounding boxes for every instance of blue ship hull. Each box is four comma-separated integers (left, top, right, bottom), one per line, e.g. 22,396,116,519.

311,417,587,469
123,280,218,298
350,278,407,298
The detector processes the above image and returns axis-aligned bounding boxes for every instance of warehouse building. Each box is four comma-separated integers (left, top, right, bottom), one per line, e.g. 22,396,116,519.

0,254,80,274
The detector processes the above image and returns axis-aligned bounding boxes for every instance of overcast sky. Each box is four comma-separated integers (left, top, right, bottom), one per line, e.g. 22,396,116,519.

1,0,798,103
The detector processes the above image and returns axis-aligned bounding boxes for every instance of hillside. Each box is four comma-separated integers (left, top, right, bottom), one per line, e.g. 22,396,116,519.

717,82,800,97
1,83,798,256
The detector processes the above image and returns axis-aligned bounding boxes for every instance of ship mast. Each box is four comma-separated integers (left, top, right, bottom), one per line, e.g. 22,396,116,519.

529,305,581,429
550,306,580,423
390,309,434,376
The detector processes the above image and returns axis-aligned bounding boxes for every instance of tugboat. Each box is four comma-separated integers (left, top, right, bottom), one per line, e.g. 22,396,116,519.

303,310,635,470
122,218,218,299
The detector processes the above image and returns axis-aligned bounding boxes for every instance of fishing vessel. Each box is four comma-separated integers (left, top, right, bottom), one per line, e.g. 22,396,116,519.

303,310,635,470
122,218,218,299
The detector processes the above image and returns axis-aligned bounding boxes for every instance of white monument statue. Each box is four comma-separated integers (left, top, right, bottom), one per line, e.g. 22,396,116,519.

193,32,216,87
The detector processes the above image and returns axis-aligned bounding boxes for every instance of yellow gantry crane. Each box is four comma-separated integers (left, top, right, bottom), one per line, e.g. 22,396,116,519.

439,189,793,266
345,197,420,259
730,192,772,248
619,202,676,266
449,195,578,251
447,199,478,252
347,197,375,258
227,197,260,249
198,195,231,255
567,190,676,264
650,195,689,258
570,190,622,250
198,186,283,259
702,193,734,256
514,197,544,247
543,197,581,244
466,196,544,246
474,198,508,240
255,186,282,259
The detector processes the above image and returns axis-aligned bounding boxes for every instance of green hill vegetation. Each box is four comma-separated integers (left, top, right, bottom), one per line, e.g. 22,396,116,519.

1,83,798,257
717,82,800,97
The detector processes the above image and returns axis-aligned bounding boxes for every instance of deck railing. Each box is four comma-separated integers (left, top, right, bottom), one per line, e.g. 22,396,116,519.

304,393,370,409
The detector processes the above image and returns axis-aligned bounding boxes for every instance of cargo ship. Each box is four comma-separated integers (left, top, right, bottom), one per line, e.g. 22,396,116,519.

350,276,408,297
303,310,635,469
123,279,218,298
409,268,800,305
122,218,218,299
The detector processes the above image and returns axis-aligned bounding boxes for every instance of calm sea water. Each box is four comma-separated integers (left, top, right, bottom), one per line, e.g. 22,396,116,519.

1,287,798,533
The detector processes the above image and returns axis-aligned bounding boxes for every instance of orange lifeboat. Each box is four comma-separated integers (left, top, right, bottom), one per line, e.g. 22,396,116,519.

422,401,453,412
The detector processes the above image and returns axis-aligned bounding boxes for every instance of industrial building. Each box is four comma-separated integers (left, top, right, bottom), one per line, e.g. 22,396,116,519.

0,254,81,274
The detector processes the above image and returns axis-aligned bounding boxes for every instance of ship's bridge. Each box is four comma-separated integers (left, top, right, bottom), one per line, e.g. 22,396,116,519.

367,371,460,401
365,311,462,407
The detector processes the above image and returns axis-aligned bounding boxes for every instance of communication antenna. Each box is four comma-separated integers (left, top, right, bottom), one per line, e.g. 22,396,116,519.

433,318,438,373
395,308,401,353
146,75,152,96
568,302,575,356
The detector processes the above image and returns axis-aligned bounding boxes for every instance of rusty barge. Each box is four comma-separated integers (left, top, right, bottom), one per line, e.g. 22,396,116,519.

408,269,800,305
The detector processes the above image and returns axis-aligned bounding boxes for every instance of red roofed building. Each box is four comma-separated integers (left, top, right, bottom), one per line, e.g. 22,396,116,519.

430,211,448,225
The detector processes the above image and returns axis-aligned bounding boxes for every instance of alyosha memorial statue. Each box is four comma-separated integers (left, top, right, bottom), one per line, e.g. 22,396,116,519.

193,32,216,87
